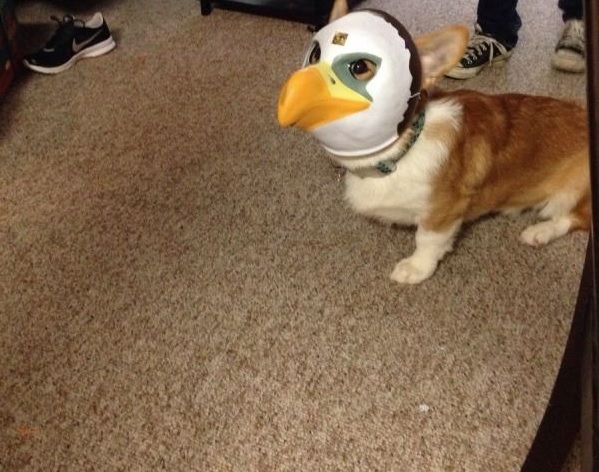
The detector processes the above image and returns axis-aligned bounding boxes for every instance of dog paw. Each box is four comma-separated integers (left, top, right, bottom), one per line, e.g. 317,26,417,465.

520,221,562,247
390,257,436,284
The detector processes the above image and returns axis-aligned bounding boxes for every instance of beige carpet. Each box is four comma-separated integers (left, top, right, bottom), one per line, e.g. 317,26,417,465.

1,0,588,470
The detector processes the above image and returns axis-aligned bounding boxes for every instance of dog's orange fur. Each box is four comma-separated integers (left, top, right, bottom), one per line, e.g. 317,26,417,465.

422,88,590,233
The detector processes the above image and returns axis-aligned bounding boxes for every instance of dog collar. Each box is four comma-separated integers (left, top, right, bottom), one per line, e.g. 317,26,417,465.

338,111,425,179
374,112,425,174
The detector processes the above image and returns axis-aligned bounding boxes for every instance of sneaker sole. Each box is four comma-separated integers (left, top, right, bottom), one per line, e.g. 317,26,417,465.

23,36,116,75
445,54,512,80
551,53,585,73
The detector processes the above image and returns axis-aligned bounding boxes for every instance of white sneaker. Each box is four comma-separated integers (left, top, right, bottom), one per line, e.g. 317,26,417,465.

551,19,585,73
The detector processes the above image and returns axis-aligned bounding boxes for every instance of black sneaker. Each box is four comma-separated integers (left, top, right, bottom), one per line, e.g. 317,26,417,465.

445,24,513,80
23,12,115,74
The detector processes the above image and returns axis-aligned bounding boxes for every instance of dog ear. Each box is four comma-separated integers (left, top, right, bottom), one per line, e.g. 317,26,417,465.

328,0,349,23
414,24,469,89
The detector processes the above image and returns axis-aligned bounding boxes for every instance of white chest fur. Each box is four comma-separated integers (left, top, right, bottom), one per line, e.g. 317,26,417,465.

340,100,461,227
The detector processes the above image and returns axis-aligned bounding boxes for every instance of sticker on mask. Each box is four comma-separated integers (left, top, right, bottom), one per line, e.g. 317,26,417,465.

332,32,348,45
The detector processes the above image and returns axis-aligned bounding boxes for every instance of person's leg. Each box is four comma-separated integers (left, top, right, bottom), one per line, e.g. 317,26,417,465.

477,0,521,48
558,0,583,21
445,0,519,80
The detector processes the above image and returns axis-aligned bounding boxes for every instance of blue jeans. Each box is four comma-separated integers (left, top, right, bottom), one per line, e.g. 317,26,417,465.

477,0,583,48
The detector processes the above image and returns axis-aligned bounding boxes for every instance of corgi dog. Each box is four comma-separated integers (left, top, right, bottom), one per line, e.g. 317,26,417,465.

278,7,589,284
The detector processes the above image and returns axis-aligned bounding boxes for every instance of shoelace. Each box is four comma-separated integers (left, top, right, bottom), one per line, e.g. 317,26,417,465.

558,20,585,52
43,15,85,51
463,32,509,64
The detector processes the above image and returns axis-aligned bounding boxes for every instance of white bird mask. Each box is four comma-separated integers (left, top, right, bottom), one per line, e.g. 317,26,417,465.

278,10,423,157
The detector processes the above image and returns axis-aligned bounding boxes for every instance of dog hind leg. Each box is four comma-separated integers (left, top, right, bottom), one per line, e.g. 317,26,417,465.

520,216,576,246
520,191,590,247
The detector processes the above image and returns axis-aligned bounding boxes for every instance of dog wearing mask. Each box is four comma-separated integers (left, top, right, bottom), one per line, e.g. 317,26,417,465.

278,6,589,284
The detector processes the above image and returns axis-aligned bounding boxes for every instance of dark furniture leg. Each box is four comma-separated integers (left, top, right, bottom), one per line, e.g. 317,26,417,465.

200,0,213,15
580,0,599,469
519,243,589,471
581,288,599,471
521,0,599,470
197,1,365,30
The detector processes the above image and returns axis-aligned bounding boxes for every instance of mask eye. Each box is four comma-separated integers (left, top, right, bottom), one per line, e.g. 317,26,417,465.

308,43,321,64
349,59,376,81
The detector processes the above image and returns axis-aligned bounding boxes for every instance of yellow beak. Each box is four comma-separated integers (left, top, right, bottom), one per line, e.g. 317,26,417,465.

277,63,370,131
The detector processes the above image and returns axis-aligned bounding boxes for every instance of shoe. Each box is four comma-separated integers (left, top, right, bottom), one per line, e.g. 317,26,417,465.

552,19,585,73
23,12,115,74
445,24,513,80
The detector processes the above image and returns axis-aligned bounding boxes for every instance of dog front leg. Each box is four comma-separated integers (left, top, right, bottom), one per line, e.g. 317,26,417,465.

390,220,462,284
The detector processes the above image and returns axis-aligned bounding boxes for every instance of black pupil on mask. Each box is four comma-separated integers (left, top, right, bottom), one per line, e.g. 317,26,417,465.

309,44,321,64
351,60,368,75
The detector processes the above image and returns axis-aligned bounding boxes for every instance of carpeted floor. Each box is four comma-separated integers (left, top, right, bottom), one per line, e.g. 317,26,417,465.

0,1,588,470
